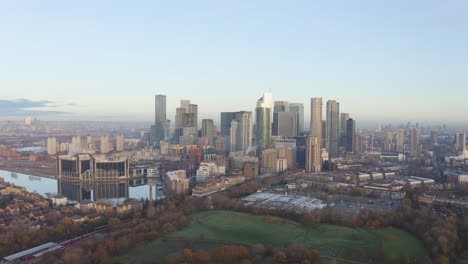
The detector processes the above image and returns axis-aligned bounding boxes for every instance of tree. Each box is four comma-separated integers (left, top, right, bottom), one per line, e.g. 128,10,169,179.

183,248,193,262
193,250,210,264
274,250,288,263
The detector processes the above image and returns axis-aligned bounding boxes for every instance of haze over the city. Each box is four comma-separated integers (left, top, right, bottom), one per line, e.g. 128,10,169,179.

1,1,467,125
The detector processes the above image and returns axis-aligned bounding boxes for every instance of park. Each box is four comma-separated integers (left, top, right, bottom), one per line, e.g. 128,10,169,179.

119,210,427,263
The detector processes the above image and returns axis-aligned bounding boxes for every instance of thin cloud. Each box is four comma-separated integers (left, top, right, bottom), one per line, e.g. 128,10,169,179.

0,99,71,116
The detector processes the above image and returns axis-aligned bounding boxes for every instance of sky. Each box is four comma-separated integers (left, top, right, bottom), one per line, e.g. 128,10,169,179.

1,1,467,126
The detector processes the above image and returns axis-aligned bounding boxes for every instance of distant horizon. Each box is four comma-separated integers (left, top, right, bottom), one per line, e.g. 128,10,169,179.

1,1,468,125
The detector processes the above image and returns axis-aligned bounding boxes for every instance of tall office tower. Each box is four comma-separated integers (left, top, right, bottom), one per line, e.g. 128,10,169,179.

187,104,198,129
326,100,340,158
180,100,190,111
396,129,405,152
220,112,236,136
100,136,110,154
273,101,290,113
354,133,363,153
430,131,438,146
175,107,187,128
310,97,322,139
234,111,253,151
229,120,238,151
345,119,355,152
384,130,394,152
305,137,321,173
71,136,81,152
339,113,350,148
201,119,215,144
340,113,350,137
255,94,272,152
290,103,304,133
409,128,421,157
277,112,298,137
220,111,253,152
455,133,466,152
321,120,327,143
272,101,290,136
153,95,167,145
47,137,57,155
116,135,124,152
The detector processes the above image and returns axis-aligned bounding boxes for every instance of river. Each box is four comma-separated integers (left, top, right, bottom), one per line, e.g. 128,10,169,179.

0,169,162,203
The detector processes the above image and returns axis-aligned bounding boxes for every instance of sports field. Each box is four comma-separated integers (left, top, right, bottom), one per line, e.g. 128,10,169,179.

119,210,427,263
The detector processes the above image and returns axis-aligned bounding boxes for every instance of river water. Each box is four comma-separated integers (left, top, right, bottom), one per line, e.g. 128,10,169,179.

0,170,162,203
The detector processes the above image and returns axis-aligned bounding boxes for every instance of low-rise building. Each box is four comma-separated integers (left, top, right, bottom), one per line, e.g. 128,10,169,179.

50,195,68,206
165,170,189,194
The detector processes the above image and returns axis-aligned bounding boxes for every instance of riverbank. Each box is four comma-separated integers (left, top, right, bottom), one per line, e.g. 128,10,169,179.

0,160,56,179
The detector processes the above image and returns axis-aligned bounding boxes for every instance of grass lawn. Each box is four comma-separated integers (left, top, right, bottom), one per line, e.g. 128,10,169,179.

118,210,427,264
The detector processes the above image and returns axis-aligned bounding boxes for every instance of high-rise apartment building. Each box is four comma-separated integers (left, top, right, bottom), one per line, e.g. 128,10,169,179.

456,133,466,152
396,129,405,152
345,119,355,152
310,98,322,139
409,128,421,157
326,100,340,158
47,137,57,155
116,135,124,152
100,136,110,154
229,120,238,151
305,137,321,173
384,130,394,152
71,136,81,153
289,103,304,134
201,119,215,144
153,95,166,145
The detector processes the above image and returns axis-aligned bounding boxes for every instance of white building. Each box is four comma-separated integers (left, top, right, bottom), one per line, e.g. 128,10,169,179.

196,162,225,182
50,195,68,206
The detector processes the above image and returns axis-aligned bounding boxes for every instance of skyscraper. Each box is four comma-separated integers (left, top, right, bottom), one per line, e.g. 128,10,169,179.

409,128,421,157
221,111,253,152
220,112,236,136
187,104,198,129
306,137,321,173
153,95,166,145
272,101,289,136
396,129,405,152
290,103,304,134
255,94,272,152
229,120,238,151
201,119,215,144
384,130,394,152
345,119,355,152
326,100,340,158
310,98,322,139
455,133,466,152
277,112,297,138
340,113,350,137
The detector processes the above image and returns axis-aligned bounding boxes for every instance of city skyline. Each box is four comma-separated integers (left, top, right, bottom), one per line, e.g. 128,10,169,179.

1,1,468,125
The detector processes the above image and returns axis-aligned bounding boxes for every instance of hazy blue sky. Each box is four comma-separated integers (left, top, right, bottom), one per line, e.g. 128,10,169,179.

1,1,467,125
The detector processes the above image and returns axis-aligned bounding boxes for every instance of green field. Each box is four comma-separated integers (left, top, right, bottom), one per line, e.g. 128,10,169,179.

118,211,427,263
